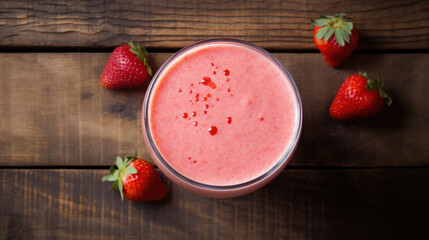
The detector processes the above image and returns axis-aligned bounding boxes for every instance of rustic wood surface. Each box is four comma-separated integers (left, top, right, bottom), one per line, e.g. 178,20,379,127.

0,0,428,50
1,0,428,239
0,53,427,167
1,169,428,240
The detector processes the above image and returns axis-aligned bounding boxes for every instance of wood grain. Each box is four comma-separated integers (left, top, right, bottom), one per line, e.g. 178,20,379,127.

0,53,428,166
0,169,427,240
0,0,428,50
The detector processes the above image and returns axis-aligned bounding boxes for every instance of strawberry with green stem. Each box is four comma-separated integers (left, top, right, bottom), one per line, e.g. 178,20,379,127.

311,13,358,67
329,72,392,120
102,156,167,201
100,41,153,89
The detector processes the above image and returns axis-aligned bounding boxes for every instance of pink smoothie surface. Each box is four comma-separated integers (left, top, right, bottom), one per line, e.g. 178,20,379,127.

148,42,298,186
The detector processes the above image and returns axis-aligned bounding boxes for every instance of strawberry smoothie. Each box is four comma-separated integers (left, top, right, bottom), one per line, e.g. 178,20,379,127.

143,39,302,197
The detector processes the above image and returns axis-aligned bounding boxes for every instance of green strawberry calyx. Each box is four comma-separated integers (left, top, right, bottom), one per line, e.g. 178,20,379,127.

128,41,152,76
311,13,353,47
359,72,393,106
102,155,138,200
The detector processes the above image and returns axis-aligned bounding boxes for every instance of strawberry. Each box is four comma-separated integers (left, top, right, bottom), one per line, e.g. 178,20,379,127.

100,41,152,89
311,13,358,67
102,156,167,201
329,72,392,120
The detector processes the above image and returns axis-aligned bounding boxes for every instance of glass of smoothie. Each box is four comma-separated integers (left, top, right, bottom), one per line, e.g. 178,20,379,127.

142,39,302,198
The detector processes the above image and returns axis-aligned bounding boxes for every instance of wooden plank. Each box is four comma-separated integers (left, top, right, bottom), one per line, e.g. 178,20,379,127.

0,53,428,166
0,169,427,239
285,53,429,167
0,0,428,50
0,53,160,166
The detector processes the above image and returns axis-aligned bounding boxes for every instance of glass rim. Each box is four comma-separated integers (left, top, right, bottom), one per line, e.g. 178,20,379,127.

143,38,303,191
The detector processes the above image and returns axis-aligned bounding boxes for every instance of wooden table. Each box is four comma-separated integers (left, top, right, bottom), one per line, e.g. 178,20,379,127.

1,1,428,239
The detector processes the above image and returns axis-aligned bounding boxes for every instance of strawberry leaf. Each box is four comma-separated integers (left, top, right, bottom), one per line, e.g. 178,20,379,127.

129,48,139,55
315,26,329,39
324,28,335,42
366,79,378,91
115,156,124,169
146,64,153,76
340,29,350,43
123,159,130,167
379,89,388,98
335,29,345,46
142,58,153,76
376,73,385,86
344,22,353,31
125,166,138,174
321,15,334,19
110,180,119,191
124,156,135,166
118,179,124,200
128,41,137,50
311,18,328,26
137,55,145,63
359,72,368,78
109,165,115,175
102,174,117,182
384,94,393,106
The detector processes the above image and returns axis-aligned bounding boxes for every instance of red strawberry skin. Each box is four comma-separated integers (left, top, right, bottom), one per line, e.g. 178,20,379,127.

313,27,358,67
122,159,168,201
330,74,384,120
100,45,150,89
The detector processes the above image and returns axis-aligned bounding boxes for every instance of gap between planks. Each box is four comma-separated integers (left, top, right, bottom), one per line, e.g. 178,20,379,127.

1,47,429,54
